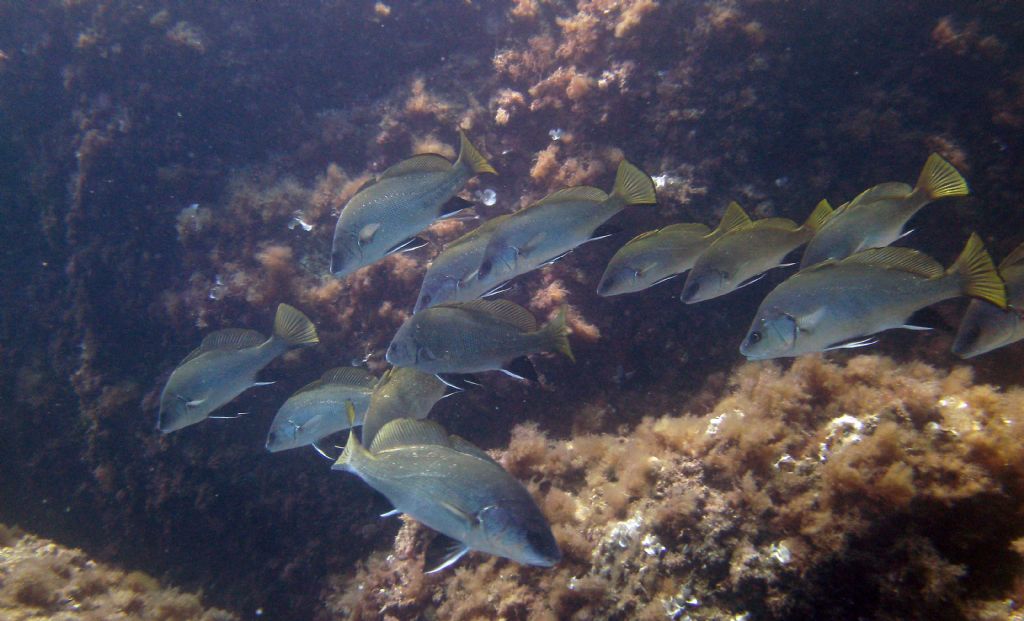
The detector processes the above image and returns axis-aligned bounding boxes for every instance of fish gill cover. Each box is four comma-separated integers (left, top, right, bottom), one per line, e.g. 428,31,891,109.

1,0,1023,620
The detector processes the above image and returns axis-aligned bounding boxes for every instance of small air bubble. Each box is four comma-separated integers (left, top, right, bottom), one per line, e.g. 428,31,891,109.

548,128,564,141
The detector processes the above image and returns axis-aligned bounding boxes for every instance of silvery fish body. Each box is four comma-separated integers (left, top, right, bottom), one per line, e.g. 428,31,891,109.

682,200,832,304
158,304,319,433
741,235,1004,360
413,214,511,313
330,132,495,278
800,154,968,268
597,223,712,296
385,300,573,375
475,160,656,287
953,244,1024,358
265,367,377,452
334,418,560,568
360,367,448,448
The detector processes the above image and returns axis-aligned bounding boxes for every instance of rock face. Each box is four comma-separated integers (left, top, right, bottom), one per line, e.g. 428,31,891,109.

0,1,1023,619
0,524,236,621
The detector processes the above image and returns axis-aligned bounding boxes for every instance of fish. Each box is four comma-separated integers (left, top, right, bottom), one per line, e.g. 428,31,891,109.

385,300,574,377
413,213,512,313
475,159,657,286
740,233,1006,360
952,242,1024,358
330,132,496,278
332,408,561,571
681,199,833,303
360,366,450,448
597,201,751,297
800,154,968,268
158,303,320,433
265,367,378,453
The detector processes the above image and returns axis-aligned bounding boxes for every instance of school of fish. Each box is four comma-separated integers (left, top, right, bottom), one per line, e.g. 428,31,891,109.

158,132,1018,573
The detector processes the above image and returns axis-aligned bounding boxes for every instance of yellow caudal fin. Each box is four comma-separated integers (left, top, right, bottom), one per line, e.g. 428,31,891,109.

456,131,497,176
948,233,1006,308
801,199,834,233
273,303,320,347
611,160,657,206
543,305,575,363
711,201,752,237
916,154,968,201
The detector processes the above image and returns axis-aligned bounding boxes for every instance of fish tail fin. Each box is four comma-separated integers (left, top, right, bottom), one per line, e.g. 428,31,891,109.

333,401,367,472
456,131,497,176
273,303,320,347
915,154,968,201
611,160,657,206
711,201,752,237
801,199,834,233
543,305,575,363
949,233,1006,309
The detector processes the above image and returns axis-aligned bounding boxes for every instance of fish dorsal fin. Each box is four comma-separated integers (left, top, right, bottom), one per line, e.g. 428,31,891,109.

660,222,711,237
802,199,834,232
379,154,452,180
532,186,609,207
841,247,943,278
375,366,397,388
448,434,501,465
321,367,378,388
369,418,451,453
292,378,324,395
449,299,538,332
625,229,661,244
1000,242,1024,270
847,182,913,208
712,201,753,236
185,328,266,364
748,217,799,231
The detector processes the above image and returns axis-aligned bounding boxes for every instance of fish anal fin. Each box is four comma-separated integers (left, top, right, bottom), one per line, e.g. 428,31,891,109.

439,196,474,219
1000,242,1024,270
386,236,429,255
502,356,539,382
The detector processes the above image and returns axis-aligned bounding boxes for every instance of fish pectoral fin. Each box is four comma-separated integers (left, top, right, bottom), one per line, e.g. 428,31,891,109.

438,500,478,526
824,337,879,351
424,534,470,574
380,508,402,518
904,307,950,332
386,236,429,255
252,381,275,387
501,356,539,382
358,223,381,245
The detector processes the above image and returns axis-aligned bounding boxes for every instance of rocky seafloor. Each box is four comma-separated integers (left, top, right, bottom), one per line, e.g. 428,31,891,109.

1,0,1023,619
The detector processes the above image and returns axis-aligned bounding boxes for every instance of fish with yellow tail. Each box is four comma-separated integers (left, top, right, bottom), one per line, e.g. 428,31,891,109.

265,366,378,453
475,159,657,285
597,201,751,297
741,233,1006,360
330,131,496,278
359,366,453,448
952,241,1024,358
800,154,969,268
332,404,560,572
681,199,833,303
386,300,573,381
159,303,319,433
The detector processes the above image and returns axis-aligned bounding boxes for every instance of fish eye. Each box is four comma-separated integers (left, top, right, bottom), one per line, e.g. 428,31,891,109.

479,260,492,278
748,331,762,344
422,293,432,306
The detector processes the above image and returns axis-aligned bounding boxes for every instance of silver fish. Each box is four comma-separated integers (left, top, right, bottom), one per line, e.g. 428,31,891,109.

597,201,750,297
330,132,496,278
740,234,1006,360
475,160,656,287
385,300,573,376
953,242,1024,358
158,304,319,433
413,213,512,313
265,367,378,453
333,411,561,571
360,366,449,448
681,200,833,304
800,154,968,268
